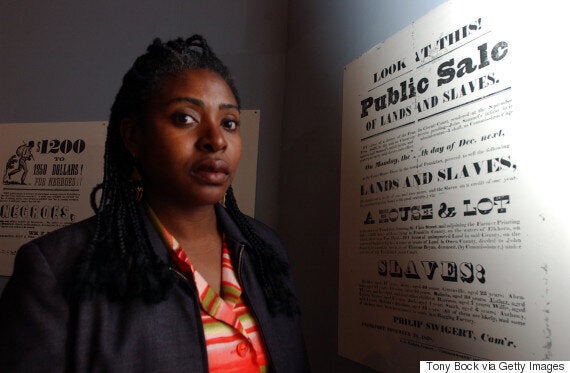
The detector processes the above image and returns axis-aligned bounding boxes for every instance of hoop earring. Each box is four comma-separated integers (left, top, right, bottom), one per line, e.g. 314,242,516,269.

129,166,144,203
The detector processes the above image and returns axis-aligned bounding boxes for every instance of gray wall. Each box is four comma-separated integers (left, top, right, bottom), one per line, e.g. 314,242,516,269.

281,1,445,371
0,1,448,371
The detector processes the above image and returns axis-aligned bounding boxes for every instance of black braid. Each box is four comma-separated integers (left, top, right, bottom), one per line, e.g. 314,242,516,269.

70,36,295,315
224,186,299,315
71,117,173,303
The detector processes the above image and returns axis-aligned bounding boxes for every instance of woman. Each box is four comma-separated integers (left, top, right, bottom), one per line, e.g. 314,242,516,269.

0,36,309,372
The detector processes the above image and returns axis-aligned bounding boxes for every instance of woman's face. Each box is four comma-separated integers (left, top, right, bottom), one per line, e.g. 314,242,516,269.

122,68,242,209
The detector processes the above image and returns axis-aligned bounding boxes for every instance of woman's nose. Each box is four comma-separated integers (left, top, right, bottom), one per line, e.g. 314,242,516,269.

196,122,227,152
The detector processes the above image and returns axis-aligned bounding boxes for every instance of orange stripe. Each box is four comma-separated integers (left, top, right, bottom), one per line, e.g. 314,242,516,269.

222,281,241,292
205,335,245,346
241,324,256,331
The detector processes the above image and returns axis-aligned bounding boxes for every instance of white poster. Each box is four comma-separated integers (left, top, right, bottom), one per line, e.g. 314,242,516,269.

0,122,107,276
339,1,569,371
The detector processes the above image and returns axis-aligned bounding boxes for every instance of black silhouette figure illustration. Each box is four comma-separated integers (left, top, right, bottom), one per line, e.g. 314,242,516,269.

3,141,35,185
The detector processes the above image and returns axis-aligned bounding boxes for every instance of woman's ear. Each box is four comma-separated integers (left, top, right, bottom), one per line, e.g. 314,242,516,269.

120,118,141,158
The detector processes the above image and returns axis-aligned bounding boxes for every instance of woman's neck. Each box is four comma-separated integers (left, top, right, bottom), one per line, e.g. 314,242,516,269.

147,201,220,248
147,201,224,292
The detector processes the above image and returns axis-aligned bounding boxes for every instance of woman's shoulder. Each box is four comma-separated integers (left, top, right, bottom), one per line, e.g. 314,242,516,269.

30,215,97,247
14,216,98,279
215,204,278,240
243,215,282,242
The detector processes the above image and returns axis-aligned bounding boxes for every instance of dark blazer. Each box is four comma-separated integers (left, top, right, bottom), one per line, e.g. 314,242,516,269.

0,204,309,372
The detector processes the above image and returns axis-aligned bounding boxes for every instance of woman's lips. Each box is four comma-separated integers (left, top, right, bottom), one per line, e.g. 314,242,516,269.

191,159,230,185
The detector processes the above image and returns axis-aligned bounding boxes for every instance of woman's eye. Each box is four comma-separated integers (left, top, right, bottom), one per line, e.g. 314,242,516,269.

222,119,239,131
172,113,197,125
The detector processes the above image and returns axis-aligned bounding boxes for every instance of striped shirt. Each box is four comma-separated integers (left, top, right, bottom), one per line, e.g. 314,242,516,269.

148,208,268,372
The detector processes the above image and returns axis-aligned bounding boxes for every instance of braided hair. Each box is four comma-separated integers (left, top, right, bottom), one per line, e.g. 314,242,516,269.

71,36,297,315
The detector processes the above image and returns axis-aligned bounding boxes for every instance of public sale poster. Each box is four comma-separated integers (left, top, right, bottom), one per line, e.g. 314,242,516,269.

338,1,569,371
